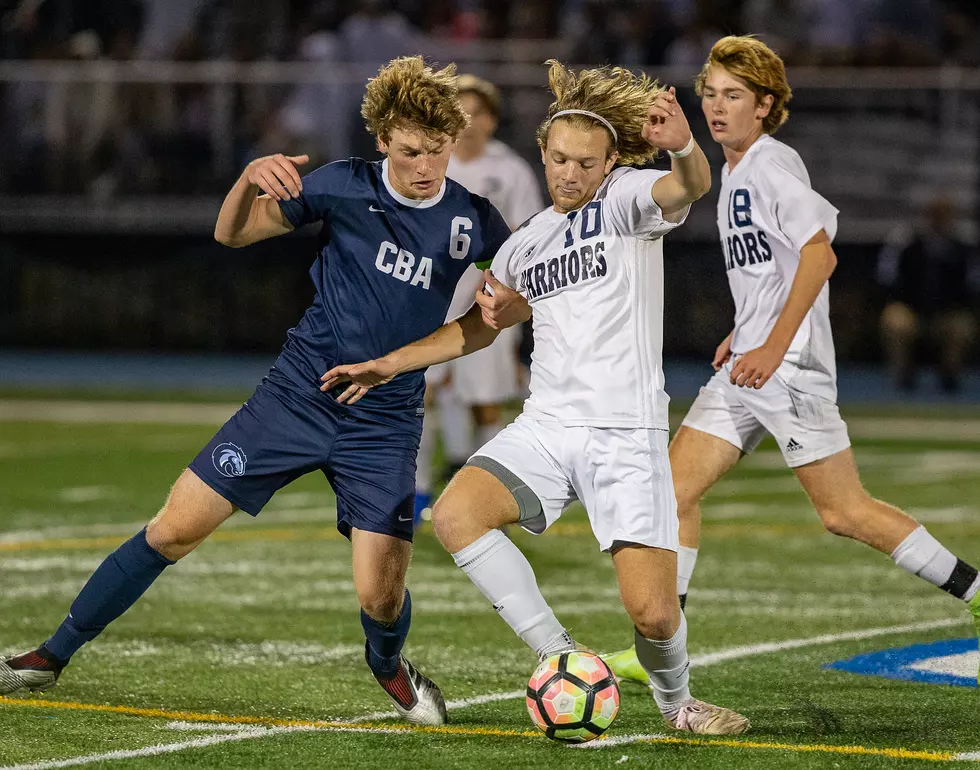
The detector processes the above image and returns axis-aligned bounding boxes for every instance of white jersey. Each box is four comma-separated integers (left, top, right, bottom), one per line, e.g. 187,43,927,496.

490,167,688,429
718,134,839,398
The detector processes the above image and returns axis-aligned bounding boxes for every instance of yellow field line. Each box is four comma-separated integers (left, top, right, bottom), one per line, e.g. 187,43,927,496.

634,734,956,762
0,697,537,738
0,696,969,762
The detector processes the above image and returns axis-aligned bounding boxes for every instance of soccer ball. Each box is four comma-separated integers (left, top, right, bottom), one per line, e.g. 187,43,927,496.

525,650,620,743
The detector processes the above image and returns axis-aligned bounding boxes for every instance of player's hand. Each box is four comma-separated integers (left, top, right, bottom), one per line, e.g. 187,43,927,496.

729,344,783,389
712,331,734,371
244,153,309,201
319,359,397,404
475,270,531,329
642,87,692,154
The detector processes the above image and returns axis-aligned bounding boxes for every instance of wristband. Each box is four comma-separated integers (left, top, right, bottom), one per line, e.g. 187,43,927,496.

668,135,695,159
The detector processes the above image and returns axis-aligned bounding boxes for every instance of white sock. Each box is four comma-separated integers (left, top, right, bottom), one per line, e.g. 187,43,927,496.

891,526,980,601
416,415,437,493
452,529,569,657
474,421,503,453
634,614,692,719
677,546,699,597
436,386,471,465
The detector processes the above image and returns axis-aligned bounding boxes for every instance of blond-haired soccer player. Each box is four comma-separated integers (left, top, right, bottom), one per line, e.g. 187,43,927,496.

603,35,980,685
0,57,527,724
321,60,750,734
416,74,545,522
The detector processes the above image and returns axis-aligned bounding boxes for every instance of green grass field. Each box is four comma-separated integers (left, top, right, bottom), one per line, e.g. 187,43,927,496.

1,397,979,769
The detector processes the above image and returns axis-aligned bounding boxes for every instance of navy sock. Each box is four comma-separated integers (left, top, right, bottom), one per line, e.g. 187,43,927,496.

361,589,411,678
45,528,175,661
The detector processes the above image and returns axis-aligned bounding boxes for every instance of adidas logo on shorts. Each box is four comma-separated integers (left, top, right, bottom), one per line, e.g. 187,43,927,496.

786,437,803,452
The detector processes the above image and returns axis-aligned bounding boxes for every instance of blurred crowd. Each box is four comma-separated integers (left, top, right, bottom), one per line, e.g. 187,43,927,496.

3,0,980,65
2,0,980,197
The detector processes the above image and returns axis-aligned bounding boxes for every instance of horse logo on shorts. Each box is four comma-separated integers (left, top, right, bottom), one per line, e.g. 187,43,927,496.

212,442,247,478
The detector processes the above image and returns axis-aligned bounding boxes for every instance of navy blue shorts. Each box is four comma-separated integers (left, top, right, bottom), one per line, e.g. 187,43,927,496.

189,377,421,541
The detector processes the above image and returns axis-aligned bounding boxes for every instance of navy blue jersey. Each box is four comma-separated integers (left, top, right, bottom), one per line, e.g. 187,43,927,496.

276,157,511,416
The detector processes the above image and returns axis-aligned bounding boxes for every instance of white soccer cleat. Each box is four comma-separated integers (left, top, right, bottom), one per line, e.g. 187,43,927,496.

0,649,63,695
666,698,750,735
372,654,448,726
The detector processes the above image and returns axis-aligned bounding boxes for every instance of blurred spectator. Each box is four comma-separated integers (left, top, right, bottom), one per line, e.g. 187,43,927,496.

803,0,869,65
741,0,810,64
877,196,980,392
864,0,941,66
257,30,348,164
568,0,677,68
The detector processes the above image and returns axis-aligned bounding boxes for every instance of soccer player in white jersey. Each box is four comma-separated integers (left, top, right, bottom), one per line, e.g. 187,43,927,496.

603,36,980,686
321,60,750,735
415,75,545,522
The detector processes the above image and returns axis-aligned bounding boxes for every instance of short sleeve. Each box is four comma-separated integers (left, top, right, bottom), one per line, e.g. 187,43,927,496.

474,203,512,270
278,160,355,229
601,168,690,240
757,157,838,251
488,232,522,289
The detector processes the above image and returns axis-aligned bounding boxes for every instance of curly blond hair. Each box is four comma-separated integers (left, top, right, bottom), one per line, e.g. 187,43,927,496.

361,56,470,142
694,36,792,134
535,60,664,167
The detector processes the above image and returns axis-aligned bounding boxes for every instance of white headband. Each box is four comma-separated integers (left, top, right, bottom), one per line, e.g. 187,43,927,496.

549,109,618,145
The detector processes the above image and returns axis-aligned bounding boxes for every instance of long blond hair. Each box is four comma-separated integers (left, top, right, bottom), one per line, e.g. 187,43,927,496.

695,36,792,134
536,60,664,166
361,56,470,142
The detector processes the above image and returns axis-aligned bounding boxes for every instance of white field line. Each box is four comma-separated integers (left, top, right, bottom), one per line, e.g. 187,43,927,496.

1,615,972,770
569,732,669,749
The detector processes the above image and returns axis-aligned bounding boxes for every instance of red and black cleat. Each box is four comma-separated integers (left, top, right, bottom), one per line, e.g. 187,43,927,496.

0,647,65,695
370,649,447,726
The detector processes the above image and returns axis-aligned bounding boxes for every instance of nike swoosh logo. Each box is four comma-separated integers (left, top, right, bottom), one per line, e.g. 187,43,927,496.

398,514,413,522
369,205,384,213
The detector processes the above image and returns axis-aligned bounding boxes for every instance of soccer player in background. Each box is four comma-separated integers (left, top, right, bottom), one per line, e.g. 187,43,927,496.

415,74,545,523
602,36,980,685
321,60,750,735
0,57,525,724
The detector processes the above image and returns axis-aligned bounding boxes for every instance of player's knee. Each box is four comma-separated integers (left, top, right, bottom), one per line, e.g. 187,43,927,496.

816,505,856,539
359,589,403,624
145,516,195,561
625,598,679,641
431,494,461,548
631,608,678,642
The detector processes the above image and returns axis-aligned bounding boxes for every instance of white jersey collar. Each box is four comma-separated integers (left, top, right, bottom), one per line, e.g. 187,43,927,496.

723,134,772,179
381,158,447,208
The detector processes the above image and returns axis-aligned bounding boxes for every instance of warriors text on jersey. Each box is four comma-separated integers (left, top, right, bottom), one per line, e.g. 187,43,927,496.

276,157,511,417
717,134,839,398
489,167,688,429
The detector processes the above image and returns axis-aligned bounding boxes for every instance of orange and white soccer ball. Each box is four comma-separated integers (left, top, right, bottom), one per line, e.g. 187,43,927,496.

525,650,620,743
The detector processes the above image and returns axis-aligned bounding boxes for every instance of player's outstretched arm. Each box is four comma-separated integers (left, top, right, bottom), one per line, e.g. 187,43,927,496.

319,304,504,405
214,154,309,248
645,88,711,220
730,229,837,388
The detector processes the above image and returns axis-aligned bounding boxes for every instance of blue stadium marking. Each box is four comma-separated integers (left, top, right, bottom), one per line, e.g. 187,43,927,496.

826,638,977,687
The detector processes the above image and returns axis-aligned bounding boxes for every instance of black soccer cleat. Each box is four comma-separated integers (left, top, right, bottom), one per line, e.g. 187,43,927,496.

369,648,448,726
0,647,65,695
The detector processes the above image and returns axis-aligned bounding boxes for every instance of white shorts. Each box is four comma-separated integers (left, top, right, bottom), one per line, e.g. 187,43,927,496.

471,414,679,553
682,363,851,468
425,325,521,406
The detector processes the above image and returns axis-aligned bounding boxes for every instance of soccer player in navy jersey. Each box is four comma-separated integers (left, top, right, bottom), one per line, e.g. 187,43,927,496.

0,57,523,725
